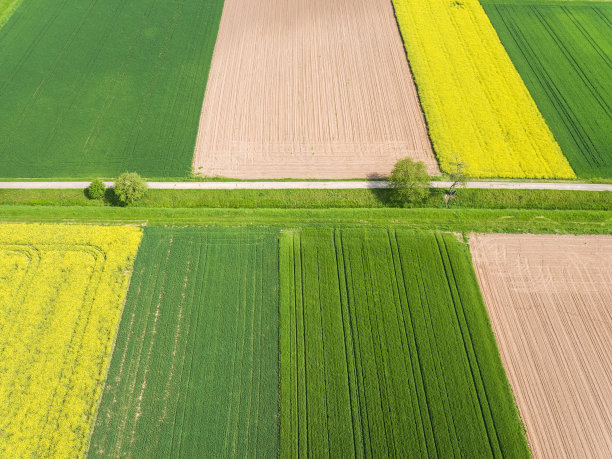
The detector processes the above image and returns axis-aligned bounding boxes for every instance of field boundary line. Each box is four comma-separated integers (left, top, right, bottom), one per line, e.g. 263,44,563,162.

0,181,610,191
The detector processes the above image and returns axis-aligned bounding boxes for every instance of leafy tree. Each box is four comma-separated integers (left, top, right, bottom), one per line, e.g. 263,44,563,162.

388,158,430,204
86,178,106,200
113,172,147,206
445,155,468,206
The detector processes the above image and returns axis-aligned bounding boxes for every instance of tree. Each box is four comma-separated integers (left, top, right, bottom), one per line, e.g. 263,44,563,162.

445,155,468,206
86,178,106,200
113,172,147,206
388,158,430,204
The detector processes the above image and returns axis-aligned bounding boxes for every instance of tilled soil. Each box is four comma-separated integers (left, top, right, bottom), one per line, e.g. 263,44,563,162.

470,234,612,459
193,0,437,179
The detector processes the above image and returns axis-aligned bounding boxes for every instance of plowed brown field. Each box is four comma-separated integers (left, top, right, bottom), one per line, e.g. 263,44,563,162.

470,234,612,459
193,0,437,179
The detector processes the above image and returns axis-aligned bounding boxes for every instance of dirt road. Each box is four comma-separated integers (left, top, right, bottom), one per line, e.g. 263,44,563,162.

1,181,610,190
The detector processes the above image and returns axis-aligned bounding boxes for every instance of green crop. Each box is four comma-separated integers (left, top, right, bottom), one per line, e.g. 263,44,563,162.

280,228,530,457
89,227,279,457
0,0,224,178
483,1,612,178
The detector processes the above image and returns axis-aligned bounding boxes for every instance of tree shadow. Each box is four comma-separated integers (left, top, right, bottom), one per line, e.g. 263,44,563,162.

365,174,452,208
83,185,121,205
365,173,400,207
103,187,124,207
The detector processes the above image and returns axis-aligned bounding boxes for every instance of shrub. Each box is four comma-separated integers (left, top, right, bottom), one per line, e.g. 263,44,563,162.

87,179,106,200
388,158,430,204
113,172,148,206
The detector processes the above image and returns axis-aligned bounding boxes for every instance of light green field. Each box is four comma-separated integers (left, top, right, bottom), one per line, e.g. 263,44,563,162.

280,228,529,457
1,206,610,234
0,0,23,29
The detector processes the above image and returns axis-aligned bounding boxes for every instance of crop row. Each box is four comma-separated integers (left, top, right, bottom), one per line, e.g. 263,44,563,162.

89,227,280,458
280,228,529,457
3,0,607,180
484,2,611,178
1,224,530,457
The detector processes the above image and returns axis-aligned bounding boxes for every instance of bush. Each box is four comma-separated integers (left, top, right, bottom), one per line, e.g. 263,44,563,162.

87,179,106,200
113,172,147,206
388,158,430,204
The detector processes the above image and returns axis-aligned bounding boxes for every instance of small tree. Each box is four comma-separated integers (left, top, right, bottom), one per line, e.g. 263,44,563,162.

113,172,147,206
87,178,106,200
388,158,430,204
445,155,468,206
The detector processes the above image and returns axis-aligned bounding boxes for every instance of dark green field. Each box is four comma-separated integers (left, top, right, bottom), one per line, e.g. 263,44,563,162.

89,227,279,457
279,228,529,457
0,0,224,178
483,1,612,178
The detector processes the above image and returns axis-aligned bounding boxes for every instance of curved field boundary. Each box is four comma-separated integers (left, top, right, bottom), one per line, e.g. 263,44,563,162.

89,227,279,458
470,234,612,458
280,228,529,457
193,0,437,179
0,223,142,458
391,0,575,179
483,2,612,178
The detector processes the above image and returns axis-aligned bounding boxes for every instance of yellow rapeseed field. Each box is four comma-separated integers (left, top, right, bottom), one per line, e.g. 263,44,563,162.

0,224,142,458
392,0,575,178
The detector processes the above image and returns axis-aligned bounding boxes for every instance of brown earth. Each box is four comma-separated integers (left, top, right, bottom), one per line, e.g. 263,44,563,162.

470,234,612,458
193,0,437,179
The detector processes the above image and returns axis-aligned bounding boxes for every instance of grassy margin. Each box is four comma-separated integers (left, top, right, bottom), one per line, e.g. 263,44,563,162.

1,206,610,235
0,188,610,211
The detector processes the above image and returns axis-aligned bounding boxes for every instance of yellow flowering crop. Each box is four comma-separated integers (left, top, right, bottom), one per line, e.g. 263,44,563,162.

392,0,575,178
0,224,142,458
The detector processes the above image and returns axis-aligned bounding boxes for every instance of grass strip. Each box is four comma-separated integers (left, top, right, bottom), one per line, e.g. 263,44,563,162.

0,188,609,210
0,206,609,234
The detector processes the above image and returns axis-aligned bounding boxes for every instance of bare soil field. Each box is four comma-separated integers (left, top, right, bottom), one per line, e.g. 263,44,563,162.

193,0,437,179
470,234,612,458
